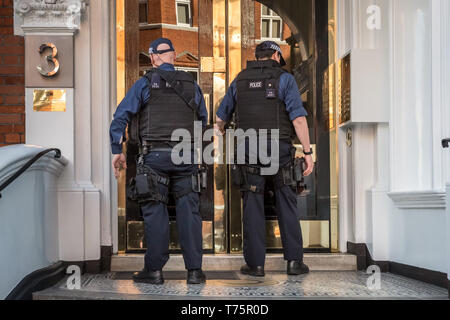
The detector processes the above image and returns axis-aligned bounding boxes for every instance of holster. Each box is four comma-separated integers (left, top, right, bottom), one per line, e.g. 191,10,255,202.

273,157,307,195
127,163,169,205
293,157,307,194
172,166,208,200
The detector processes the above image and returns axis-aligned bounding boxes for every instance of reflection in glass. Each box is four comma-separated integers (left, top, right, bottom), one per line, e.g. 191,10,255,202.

272,20,281,38
176,1,190,25
139,2,148,24
261,19,270,38
118,0,339,254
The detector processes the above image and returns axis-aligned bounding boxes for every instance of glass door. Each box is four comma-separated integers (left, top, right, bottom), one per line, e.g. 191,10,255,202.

117,0,338,254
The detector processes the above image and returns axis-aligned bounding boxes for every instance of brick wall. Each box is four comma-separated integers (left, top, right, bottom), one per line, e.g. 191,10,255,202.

148,0,162,24
141,0,199,70
140,1,293,74
147,0,198,27
0,0,25,147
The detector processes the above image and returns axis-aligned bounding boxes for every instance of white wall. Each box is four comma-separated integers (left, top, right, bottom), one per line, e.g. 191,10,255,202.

338,0,449,275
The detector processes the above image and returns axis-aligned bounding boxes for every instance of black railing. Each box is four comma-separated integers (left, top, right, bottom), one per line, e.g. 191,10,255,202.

0,148,61,199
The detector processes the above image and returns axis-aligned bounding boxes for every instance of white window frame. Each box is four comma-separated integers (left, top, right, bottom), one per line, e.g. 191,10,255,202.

176,0,192,27
260,4,283,41
138,0,148,25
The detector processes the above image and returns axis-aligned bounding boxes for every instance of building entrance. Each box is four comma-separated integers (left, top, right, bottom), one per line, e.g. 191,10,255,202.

116,0,339,254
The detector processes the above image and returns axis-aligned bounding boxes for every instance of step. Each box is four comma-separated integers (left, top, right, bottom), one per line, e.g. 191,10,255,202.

33,270,449,300
111,253,357,272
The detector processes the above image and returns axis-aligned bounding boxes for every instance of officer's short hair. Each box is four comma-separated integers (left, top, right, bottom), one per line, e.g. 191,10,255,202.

255,49,277,60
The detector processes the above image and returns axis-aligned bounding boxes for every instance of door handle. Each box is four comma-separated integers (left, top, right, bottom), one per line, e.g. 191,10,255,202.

442,138,450,148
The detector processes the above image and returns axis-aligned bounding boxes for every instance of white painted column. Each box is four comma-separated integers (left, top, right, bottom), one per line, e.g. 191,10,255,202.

60,3,101,263
89,0,115,250
437,0,450,291
390,0,433,193
368,123,391,261
15,0,101,263
337,0,391,255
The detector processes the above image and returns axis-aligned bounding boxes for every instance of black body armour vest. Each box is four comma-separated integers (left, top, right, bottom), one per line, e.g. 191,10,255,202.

138,70,197,142
236,60,295,140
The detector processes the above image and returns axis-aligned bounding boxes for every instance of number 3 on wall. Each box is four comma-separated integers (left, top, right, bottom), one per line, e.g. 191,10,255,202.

37,43,60,77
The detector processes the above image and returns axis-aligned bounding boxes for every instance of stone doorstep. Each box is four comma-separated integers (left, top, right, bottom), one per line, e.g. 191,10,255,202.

111,254,357,272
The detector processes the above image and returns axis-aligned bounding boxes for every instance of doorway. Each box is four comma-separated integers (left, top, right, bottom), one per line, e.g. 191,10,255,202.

116,0,339,254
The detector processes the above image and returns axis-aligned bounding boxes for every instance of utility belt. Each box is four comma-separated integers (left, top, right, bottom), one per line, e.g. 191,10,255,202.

140,140,188,156
231,157,307,195
127,143,207,205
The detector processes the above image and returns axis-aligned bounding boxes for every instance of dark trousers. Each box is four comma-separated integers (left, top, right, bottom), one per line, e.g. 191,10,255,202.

242,142,304,267
141,150,202,271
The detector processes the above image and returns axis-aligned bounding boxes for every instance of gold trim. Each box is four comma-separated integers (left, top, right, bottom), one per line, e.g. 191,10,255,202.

126,221,213,251
212,0,228,254
33,89,66,112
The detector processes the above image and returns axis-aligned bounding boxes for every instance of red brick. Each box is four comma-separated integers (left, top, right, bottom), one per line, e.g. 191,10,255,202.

0,105,24,113
0,65,24,74
14,124,25,133
0,85,24,95
0,124,24,134
0,134,4,143
0,114,21,124
0,46,24,55
4,133,20,143
0,27,13,34
2,55,21,65
0,8,13,16
1,17,13,26
20,134,25,143
2,35,24,46
2,0,13,7
4,76,24,85
3,95,24,105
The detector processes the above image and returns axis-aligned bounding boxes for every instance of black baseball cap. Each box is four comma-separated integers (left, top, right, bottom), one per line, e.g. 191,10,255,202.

255,41,286,66
149,38,175,55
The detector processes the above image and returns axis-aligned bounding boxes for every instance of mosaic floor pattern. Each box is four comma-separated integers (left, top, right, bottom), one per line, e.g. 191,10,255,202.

35,271,449,300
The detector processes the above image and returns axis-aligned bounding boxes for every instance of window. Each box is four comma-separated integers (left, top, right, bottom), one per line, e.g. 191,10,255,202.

176,0,192,27
139,1,148,24
261,4,282,40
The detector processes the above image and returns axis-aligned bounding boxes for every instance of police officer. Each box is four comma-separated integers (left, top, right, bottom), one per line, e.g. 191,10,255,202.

215,41,314,277
110,38,208,285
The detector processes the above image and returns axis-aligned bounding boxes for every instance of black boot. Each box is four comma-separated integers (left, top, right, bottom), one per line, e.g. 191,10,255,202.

240,264,265,277
187,269,206,284
287,261,309,275
132,269,164,285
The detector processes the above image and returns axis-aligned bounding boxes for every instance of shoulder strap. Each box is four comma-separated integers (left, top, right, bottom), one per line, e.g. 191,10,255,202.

151,69,198,116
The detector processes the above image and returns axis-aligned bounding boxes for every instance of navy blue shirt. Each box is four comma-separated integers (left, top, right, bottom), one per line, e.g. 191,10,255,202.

216,68,308,123
110,63,208,154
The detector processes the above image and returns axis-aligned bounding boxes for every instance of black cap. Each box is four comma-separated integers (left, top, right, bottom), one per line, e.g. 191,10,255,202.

255,41,286,67
149,38,175,55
